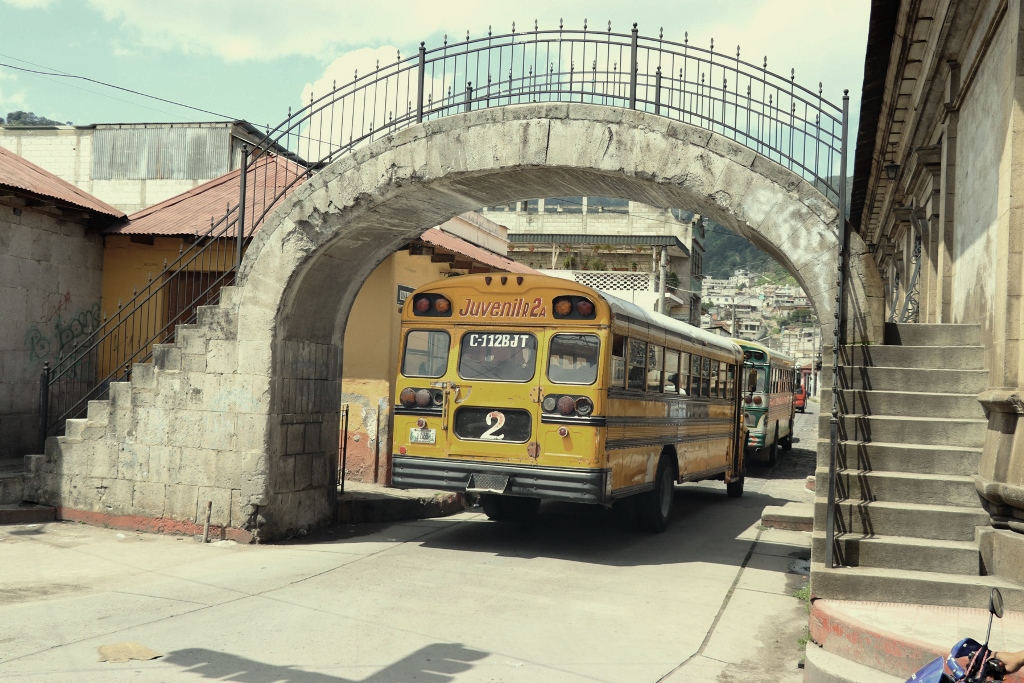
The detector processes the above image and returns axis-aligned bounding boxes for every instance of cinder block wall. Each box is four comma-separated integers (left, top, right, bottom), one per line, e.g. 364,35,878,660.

0,199,103,460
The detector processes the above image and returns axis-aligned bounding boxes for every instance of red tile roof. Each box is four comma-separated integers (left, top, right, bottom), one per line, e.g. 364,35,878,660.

109,153,306,236
420,228,535,273
0,146,124,217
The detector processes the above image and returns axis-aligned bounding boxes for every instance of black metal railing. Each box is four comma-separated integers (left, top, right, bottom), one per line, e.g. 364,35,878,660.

42,21,848,445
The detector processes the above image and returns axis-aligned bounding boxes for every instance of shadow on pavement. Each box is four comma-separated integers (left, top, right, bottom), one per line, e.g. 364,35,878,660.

164,643,489,682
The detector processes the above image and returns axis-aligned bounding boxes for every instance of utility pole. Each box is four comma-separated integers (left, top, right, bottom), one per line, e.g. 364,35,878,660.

657,247,668,314
732,301,737,338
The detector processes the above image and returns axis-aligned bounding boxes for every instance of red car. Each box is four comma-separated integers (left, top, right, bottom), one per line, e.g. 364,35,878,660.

794,383,807,413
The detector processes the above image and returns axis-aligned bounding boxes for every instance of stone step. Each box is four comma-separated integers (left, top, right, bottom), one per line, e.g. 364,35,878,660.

884,322,982,347
813,497,990,540
811,532,980,575
818,414,987,448
811,562,1024,610
821,389,985,420
760,502,813,531
814,468,980,508
816,440,981,476
840,344,985,370
824,365,989,393
804,642,903,683
0,503,55,525
0,471,24,505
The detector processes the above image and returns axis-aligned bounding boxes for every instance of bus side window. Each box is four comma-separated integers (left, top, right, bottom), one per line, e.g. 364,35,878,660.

627,339,647,391
702,357,711,396
611,334,626,388
680,352,690,395
746,367,758,393
719,362,728,399
726,364,735,399
690,355,702,396
709,360,719,397
665,350,680,394
646,345,664,392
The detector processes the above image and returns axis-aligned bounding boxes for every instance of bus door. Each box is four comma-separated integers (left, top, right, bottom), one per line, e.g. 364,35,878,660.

443,328,544,471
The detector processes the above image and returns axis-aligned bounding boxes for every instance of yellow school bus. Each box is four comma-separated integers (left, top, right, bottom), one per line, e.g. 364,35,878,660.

390,273,746,531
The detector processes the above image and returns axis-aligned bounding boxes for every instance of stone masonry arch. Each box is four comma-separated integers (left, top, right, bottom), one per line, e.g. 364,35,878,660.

25,103,883,541
234,103,883,537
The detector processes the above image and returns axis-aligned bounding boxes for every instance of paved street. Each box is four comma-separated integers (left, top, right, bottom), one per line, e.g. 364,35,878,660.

0,405,817,683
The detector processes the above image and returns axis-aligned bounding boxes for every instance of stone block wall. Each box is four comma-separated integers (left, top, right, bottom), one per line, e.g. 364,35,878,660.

0,198,103,460
24,292,284,541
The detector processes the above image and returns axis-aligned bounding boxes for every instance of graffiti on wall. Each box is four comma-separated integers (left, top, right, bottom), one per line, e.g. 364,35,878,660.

25,296,102,363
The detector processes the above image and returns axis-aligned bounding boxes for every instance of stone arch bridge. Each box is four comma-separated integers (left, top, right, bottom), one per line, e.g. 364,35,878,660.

28,27,883,538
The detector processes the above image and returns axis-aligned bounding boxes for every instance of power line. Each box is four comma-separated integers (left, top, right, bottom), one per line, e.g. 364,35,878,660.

0,56,239,121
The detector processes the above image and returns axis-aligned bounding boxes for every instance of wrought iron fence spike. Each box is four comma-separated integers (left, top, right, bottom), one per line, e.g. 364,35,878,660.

659,27,663,39
710,37,714,51
488,25,491,37
466,30,470,42
443,34,447,46
118,299,122,309
583,18,587,30
608,20,612,33
148,272,152,283
791,67,795,81
819,82,823,96
763,56,767,68
559,18,563,30
534,19,538,31
512,21,515,33
396,49,400,61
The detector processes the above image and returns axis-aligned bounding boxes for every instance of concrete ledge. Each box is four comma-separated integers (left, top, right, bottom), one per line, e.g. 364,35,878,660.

56,506,254,543
761,502,813,531
979,526,1024,586
804,642,902,683
336,483,466,524
0,503,55,525
809,599,1024,681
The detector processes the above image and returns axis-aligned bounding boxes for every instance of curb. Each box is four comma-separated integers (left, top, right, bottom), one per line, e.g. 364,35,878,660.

336,490,466,524
761,502,813,531
809,599,1024,682
804,642,903,683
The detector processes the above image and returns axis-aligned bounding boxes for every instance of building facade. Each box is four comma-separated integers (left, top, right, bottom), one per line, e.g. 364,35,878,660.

0,121,274,214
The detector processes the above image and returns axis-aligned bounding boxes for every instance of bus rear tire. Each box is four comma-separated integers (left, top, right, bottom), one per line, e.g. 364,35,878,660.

781,418,794,452
766,427,779,466
638,457,675,533
479,494,506,521
503,496,540,524
726,472,744,498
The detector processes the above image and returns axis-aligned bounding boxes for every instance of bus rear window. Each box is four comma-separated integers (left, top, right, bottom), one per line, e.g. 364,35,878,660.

459,331,537,382
402,330,450,378
548,334,600,385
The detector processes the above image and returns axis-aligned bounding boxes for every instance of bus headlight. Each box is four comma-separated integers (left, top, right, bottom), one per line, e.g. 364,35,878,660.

753,395,762,405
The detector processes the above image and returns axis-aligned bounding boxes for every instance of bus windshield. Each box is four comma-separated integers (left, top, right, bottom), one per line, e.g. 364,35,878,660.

746,367,767,393
458,331,537,382
548,334,600,385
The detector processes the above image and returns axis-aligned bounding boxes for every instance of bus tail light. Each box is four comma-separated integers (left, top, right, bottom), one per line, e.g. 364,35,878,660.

552,295,596,319
575,397,594,416
413,296,431,314
575,299,594,317
753,395,763,405
554,298,573,316
400,388,416,407
416,418,427,428
411,294,452,316
556,396,576,415
433,296,451,313
415,389,432,407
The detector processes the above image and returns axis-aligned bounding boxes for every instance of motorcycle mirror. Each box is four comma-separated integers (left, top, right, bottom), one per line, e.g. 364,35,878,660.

990,588,1004,619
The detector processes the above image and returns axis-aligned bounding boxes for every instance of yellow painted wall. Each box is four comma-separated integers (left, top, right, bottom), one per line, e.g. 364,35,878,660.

99,235,238,377
341,250,452,483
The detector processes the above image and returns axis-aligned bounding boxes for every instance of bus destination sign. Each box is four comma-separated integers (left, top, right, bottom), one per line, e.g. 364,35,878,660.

457,297,547,319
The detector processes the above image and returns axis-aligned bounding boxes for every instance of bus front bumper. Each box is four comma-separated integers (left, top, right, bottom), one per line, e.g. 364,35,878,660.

392,455,610,504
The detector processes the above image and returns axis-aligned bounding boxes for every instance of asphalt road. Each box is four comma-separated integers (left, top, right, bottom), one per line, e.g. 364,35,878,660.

0,403,819,683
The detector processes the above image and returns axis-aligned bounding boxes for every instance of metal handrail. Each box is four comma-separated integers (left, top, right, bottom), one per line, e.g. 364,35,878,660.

42,21,848,447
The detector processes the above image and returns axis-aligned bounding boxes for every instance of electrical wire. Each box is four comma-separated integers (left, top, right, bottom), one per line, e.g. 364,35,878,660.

0,55,239,121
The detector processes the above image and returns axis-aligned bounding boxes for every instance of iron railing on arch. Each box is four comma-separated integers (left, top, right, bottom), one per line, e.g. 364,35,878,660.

239,20,848,241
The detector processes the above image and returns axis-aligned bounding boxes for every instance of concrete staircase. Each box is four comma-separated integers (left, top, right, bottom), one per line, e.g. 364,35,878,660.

810,323,1024,609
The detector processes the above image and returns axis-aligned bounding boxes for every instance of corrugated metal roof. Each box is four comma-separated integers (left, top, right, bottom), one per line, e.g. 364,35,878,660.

109,154,306,236
420,228,536,274
0,146,124,217
92,126,231,180
509,233,686,247
508,233,689,256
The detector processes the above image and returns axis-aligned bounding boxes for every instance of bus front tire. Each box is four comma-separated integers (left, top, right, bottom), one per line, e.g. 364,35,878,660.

638,458,675,533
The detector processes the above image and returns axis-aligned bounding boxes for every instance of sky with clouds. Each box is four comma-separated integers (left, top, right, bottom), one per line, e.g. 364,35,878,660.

0,0,870,143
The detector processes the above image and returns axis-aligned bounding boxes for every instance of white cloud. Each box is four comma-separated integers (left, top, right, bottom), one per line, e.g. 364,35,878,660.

2,0,54,8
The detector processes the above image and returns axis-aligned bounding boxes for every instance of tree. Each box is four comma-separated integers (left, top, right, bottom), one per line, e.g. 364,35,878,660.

3,111,71,126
